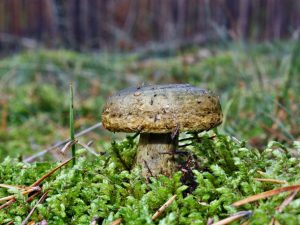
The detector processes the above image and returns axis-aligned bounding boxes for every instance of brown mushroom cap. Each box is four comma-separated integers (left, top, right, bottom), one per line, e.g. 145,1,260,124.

102,84,222,133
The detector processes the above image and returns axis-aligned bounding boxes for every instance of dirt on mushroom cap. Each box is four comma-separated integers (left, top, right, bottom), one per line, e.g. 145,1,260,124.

102,84,223,133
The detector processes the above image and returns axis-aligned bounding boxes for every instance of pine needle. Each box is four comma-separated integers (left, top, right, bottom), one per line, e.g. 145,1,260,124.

152,194,177,220
232,184,300,207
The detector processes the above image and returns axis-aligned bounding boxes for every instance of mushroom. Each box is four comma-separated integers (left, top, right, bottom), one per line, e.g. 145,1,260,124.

102,84,222,178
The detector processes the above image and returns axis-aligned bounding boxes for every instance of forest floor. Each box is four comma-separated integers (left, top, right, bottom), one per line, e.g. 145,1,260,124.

0,41,299,224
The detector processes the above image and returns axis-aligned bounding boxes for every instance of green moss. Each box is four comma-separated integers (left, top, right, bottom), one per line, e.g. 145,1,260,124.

0,135,299,224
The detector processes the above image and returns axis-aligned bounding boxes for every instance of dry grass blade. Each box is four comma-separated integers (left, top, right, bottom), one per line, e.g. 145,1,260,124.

109,218,122,225
254,178,287,184
60,141,76,154
269,218,281,225
276,190,299,213
0,186,40,202
26,190,42,203
77,141,100,156
152,194,177,220
30,158,73,187
211,211,252,225
232,184,300,207
0,199,16,210
257,170,266,176
0,188,42,210
0,184,29,190
0,158,71,210
21,191,49,225
23,123,102,163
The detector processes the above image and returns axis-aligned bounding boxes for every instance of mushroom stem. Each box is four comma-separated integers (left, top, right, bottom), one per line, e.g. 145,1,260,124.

136,133,178,178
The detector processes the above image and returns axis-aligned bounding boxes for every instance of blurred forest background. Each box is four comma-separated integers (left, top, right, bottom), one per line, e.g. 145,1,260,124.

0,0,300,51
0,0,299,161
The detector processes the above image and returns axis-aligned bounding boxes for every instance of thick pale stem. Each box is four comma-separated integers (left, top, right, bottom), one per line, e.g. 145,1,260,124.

136,133,178,178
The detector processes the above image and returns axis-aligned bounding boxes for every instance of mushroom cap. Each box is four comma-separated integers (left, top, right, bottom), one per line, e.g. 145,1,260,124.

102,84,222,133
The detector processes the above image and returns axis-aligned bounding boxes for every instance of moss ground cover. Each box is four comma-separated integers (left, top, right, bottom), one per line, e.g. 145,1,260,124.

0,134,299,224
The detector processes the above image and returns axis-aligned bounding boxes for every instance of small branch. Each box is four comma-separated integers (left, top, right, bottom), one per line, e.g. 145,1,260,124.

232,184,300,207
30,158,73,187
60,140,77,154
211,211,252,225
26,190,42,203
152,194,177,220
0,186,40,202
0,199,16,210
254,178,287,184
109,218,122,225
276,190,299,213
20,191,49,225
24,123,102,163
77,141,100,156
0,189,41,210
0,184,29,190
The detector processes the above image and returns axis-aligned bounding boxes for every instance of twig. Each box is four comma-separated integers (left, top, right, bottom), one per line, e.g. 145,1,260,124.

30,158,73,187
269,218,281,225
23,123,102,162
60,140,77,154
109,218,122,225
0,186,40,202
254,178,287,184
211,211,252,225
0,159,71,210
276,190,299,213
20,191,49,225
0,184,29,190
0,189,42,211
26,190,42,203
232,184,300,207
0,199,16,210
77,141,100,156
152,194,177,220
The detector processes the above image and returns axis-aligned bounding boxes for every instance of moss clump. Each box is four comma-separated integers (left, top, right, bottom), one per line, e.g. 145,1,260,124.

0,134,299,224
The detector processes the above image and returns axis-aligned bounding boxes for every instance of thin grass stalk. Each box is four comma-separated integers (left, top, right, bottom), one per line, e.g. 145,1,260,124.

70,84,76,165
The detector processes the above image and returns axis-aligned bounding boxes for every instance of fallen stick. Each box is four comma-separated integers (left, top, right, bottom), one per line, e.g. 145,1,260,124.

30,158,73,187
24,122,102,162
20,191,49,225
276,190,299,213
0,158,72,210
253,178,287,184
152,194,177,220
0,186,40,202
232,184,300,207
0,199,15,210
0,184,29,190
109,218,122,225
211,211,252,225
268,189,299,225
